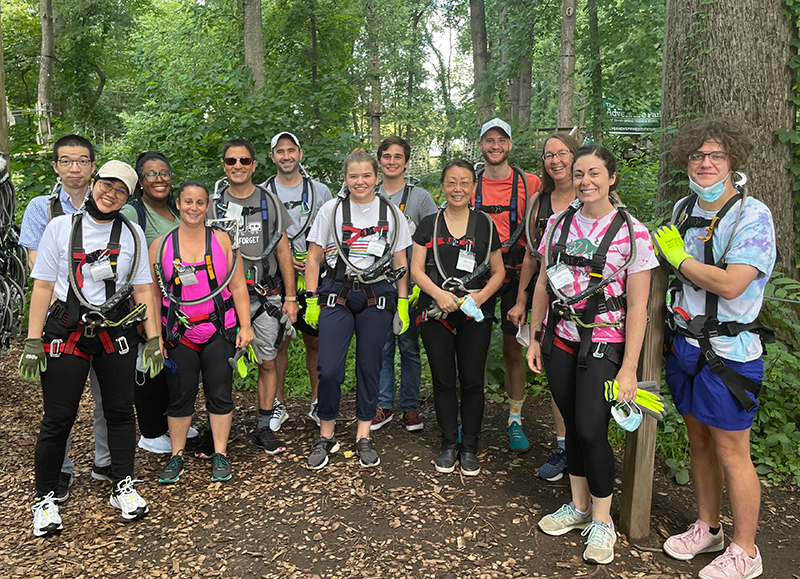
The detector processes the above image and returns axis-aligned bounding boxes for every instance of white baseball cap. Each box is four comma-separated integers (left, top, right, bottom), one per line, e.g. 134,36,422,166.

97,160,138,198
479,118,512,140
270,131,301,150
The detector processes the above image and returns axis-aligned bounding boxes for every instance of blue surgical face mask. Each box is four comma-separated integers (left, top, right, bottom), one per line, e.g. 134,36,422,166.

611,401,642,432
689,173,730,203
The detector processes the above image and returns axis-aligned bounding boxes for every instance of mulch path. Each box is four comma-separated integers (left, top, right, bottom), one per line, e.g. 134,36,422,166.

0,340,798,579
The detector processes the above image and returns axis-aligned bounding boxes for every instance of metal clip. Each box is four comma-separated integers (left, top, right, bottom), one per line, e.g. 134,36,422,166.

376,296,386,310
698,216,719,243
49,338,63,358
115,336,129,355
83,322,96,338
327,293,337,308
593,343,606,359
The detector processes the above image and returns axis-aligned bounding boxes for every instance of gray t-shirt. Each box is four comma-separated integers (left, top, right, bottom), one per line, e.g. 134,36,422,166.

379,182,437,263
263,177,332,253
207,185,292,282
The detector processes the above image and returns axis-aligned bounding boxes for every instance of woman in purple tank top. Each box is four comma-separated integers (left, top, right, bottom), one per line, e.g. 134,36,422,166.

149,182,253,484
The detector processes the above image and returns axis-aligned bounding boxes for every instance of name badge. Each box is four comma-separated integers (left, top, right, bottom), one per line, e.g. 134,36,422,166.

177,265,199,286
225,202,243,221
89,259,115,282
366,238,387,257
546,262,573,290
456,249,476,273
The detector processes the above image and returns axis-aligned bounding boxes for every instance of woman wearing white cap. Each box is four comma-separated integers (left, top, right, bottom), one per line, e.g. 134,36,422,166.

19,160,164,537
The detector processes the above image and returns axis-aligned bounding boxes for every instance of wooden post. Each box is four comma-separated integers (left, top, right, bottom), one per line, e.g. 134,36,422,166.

619,265,668,540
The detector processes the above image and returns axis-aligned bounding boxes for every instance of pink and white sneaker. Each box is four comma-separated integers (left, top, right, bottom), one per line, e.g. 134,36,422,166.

663,519,725,560
699,543,763,579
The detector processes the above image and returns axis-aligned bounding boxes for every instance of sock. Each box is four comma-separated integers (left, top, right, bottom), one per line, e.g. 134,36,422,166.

257,408,273,431
556,436,566,451
708,525,720,535
575,505,591,515
509,398,524,425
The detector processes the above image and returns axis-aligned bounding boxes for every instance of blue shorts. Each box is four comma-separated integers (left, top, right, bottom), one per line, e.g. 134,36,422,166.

665,334,762,431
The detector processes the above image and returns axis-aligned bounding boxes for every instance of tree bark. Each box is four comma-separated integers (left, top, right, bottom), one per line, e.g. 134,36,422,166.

310,0,320,121
0,2,9,159
518,56,532,127
365,1,381,145
557,0,576,130
658,0,796,274
242,0,265,92
469,0,494,124
587,0,603,143
37,0,53,145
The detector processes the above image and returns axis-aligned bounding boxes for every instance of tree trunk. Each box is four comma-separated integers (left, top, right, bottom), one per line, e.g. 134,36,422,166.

587,0,603,143
37,0,53,145
310,0,320,121
518,56,532,127
469,0,494,124
406,5,427,142
242,0,265,92
557,0,577,130
0,2,9,159
365,1,381,145
658,0,796,274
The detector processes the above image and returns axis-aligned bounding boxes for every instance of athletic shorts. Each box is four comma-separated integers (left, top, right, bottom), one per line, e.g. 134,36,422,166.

665,334,762,431
250,294,284,362
494,277,530,335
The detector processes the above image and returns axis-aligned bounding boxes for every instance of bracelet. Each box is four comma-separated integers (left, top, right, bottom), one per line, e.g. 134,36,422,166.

284,296,297,302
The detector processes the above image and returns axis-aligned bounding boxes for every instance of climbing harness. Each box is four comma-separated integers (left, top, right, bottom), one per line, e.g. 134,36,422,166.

260,162,318,252
524,190,554,257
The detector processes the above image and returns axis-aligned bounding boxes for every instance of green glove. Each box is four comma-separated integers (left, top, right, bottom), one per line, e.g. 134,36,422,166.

19,337,47,382
142,336,164,378
393,297,410,335
409,285,421,308
604,380,667,421
652,225,691,270
304,296,320,328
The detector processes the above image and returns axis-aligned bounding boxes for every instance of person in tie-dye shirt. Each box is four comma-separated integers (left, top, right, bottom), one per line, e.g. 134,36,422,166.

526,145,658,565
658,120,775,579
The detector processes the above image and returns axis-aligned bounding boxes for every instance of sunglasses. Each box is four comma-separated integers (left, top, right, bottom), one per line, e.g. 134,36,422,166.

223,156,253,166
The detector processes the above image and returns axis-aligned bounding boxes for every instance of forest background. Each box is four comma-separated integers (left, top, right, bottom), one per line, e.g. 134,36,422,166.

0,0,798,489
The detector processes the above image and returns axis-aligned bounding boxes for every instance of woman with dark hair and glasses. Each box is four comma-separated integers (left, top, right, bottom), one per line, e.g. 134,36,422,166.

410,159,505,476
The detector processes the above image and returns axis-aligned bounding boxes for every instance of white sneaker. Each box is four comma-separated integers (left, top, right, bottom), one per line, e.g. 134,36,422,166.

138,434,172,454
32,493,63,537
308,399,320,426
270,399,289,431
109,477,149,520
187,426,199,439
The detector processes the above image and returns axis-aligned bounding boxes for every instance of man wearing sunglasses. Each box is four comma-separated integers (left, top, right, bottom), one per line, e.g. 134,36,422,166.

212,139,298,455
18,134,115,503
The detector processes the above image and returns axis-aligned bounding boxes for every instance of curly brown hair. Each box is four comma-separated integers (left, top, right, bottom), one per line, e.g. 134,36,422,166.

670,119,753,172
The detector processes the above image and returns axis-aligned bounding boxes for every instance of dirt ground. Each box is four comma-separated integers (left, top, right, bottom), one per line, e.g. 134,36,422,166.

0,342,798,579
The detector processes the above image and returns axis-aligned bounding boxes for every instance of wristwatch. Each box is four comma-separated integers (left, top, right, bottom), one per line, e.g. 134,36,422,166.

533,330,544,343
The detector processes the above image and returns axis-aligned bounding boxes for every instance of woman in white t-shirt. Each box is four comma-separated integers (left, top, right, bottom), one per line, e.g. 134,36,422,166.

527,146,658,565
302,149,411,470
20,160,164,537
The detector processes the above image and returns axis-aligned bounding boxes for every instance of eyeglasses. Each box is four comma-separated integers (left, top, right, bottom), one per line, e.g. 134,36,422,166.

542,150,572,161
143,170,173,182
96,179,128,199
57,157,92,168
688,151,729,164
443,180,474,189
223,156,253,166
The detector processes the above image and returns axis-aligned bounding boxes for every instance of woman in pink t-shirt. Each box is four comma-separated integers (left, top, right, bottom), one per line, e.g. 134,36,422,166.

526,145,658,565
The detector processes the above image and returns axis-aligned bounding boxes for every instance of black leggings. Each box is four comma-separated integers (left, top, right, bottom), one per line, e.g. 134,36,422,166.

165,333,235,417
134,370,169,438
543,340,622,498
420,312,492,454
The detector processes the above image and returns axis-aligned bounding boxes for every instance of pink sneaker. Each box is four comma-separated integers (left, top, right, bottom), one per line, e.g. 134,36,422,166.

699,543,763,579
663,519,725,560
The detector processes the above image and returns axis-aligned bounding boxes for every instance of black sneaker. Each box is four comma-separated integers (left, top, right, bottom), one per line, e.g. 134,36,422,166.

435,449,458,473
254,427,286,455
192,429,215,459
91,464,113,482
459,451,481,476
307,435,340,470
53,472,74,503
355,437,380,467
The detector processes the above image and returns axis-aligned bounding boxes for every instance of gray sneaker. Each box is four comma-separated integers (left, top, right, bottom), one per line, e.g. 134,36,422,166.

307,436,339,470
211,453,232,482
355,438,380,467
582,519,617,564
538,502,592,536
54,472,74,504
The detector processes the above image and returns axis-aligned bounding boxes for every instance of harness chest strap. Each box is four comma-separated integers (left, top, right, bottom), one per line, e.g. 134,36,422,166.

330,195,389,283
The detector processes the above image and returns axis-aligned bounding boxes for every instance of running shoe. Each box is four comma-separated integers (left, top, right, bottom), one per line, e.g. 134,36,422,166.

254,427,286,455
664,520,725,561
187,426,199,438
32,493,63,537
538,502,592,536
138,434,172,454
537,447,568,481
270,399,289,431
402,411,423,432
699,543,763,579
370,408,393,431
158,450,185,484
211,453,232,482
307,435,340,470
582,519,617,564
54,472,74,504
109,477,148,520
355,438,380,467
435,449,458,473
508,421,530,453
308,399,320,426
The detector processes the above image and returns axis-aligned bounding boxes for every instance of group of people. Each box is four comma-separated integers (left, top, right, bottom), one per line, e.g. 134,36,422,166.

17,118,774,579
